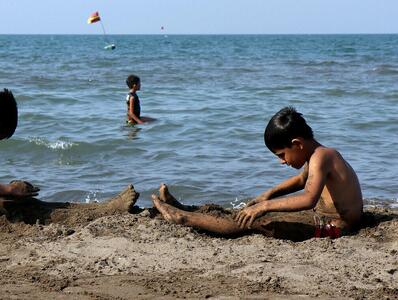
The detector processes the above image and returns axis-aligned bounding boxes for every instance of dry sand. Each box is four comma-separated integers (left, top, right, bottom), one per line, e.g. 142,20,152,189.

0,191,397,299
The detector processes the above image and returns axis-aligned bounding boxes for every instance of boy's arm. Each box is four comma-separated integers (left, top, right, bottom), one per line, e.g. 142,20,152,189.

128,96,144,124
247,164,309,206
236,153,329,228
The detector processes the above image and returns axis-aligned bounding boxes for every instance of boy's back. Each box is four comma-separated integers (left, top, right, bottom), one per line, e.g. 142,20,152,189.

311,146,363,229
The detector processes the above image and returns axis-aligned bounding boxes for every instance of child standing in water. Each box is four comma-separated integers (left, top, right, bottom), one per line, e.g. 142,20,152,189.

126,74,143,125
125,74,155,125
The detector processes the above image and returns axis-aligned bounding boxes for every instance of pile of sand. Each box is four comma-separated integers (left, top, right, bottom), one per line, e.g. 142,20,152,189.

0,204,397,299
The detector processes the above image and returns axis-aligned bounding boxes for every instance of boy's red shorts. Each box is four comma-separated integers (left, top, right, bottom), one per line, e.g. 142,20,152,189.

314,224,342,239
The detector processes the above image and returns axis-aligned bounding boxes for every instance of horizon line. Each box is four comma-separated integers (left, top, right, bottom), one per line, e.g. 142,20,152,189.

1,32,397,36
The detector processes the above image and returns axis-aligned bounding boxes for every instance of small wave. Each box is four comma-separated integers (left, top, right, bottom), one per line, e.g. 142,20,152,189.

324,88,346,96
312,60,340,66
287,60,341,67
364,197,398,208
372,65,398,75
28,137,76,150
341,47,356,53
350,120,394,130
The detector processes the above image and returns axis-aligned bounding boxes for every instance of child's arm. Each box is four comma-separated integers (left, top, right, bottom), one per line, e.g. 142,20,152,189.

246,163,309,206
236,153,328,228
128,96,144,124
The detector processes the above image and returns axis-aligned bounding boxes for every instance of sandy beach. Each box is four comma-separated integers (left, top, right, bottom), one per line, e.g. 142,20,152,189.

0,187,397,300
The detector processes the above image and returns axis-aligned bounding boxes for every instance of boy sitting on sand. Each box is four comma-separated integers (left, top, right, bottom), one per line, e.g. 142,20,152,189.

0,89,39,199
152,107,363,240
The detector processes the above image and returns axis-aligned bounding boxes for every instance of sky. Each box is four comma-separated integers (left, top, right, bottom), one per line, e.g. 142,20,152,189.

0,0,397,34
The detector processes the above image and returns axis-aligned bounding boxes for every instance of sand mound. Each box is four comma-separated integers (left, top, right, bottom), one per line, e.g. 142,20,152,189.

0,206,397,299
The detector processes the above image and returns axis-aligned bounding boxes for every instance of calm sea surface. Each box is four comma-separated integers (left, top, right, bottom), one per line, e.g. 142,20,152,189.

0,34,397,207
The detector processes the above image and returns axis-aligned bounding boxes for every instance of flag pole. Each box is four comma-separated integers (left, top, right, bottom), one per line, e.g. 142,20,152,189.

99,20,110,44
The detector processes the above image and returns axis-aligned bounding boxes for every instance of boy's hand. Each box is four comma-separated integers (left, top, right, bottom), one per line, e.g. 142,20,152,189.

235,203,267,229
245,198,258,207
246,198,261,207
246,190,273,207
8,180,40,199
246,193,270,207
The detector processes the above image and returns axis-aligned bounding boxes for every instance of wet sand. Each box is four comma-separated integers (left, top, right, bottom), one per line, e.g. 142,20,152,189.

0,189,397,299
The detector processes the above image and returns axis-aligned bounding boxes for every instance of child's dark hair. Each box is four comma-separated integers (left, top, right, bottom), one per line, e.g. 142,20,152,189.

264,106,313,151
126,74,140,89
0,89,18,140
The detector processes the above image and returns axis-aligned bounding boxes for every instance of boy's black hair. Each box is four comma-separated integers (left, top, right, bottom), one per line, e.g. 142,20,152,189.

0,89,18,140
126,74,140,89
264,106,313,151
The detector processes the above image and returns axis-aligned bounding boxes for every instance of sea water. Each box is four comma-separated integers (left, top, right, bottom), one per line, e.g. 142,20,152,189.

0,34,397,207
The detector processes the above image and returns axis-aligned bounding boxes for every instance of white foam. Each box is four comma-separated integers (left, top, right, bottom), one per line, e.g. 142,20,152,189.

85,191,99,204
29,137,75,150
230,197,247,209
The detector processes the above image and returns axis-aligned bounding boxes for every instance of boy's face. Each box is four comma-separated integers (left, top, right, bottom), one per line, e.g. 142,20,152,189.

273,140,306,169
135,81,141,90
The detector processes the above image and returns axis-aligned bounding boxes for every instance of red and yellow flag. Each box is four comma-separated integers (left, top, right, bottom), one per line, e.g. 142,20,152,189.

87,12,101,24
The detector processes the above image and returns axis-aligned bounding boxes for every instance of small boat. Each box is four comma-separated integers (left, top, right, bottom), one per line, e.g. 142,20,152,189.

104,44,116,50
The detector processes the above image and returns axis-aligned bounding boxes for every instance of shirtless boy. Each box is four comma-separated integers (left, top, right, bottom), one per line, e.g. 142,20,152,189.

153,107,363,240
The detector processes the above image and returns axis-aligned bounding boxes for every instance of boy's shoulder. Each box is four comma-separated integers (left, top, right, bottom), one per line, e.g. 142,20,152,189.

315,146,339,156
126,92,137,99
310,146,344,166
